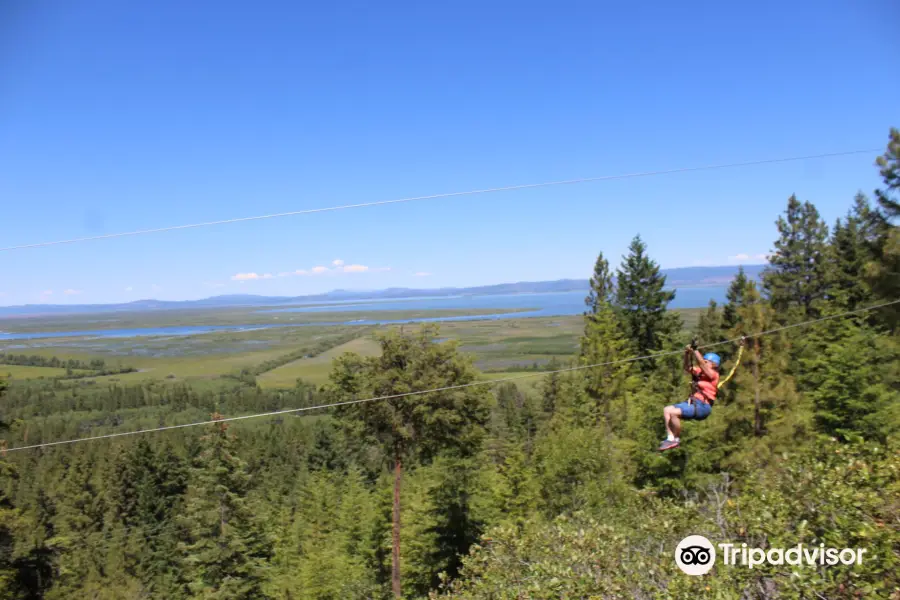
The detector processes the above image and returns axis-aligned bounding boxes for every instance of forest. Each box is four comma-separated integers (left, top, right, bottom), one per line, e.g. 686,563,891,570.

0,128,898,599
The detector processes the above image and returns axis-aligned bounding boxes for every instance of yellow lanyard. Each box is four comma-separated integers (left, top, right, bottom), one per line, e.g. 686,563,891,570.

717,342,744,389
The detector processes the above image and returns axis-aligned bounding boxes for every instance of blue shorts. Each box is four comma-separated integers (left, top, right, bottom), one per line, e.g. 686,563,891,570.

673,399,712,421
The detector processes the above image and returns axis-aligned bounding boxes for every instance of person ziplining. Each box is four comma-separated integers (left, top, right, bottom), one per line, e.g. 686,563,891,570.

658,337,745,451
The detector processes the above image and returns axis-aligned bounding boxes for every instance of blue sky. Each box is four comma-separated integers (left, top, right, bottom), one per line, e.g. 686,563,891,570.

1,0,898,305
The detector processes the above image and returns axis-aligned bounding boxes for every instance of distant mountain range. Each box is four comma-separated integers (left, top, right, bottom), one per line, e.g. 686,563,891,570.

0,264,765,317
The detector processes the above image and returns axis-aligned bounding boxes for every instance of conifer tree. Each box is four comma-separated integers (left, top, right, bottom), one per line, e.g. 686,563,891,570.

694,300,724,346
829,194,875,311
615,235,681,371
580,252,633,426
799,317,898,443
0,377,21,598
178,419,271,599
722,266,750,332
867,127,900,328
109,439,187,596
874,127,900,218
584,252,615,315
762,195,831,321
48,451,108,596
327,326,490,598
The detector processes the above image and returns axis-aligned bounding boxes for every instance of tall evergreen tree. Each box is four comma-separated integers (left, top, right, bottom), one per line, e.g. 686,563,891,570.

584,252,614,315
828,194,876,311
615,235,681,371
48,451,108,596
580,252,633,426
178,419,271,599
874,127,900,218
109,439,187,596
867,127,900,329
0,377,21,598
762,195,831,321
698,281,804,474
327,326,490,598
800,318,899,443
722,266,750,332
694,300,724,346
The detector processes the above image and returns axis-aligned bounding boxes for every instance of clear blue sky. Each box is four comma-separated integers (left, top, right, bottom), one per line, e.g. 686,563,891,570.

1,0,898,305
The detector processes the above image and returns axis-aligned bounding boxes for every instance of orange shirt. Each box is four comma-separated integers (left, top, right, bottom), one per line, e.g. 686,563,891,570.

691,366,720,403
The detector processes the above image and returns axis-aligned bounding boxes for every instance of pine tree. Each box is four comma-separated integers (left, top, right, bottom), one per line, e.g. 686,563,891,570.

866,127,900,329
722,266,750,332
0,377,22,598
695,300,724,346
699,281,805,474
615,235,681,371
874,127,900,219
109,439,187,596
580,252,633,426
327,325,490,598
762,195,831,321
828,194,875,311
584,252,615,315
48,450,108,596
799,318,899,443
288,469,377,599
178,419,271,599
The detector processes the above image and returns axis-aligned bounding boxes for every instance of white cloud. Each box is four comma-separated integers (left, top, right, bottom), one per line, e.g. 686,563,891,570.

40,290,54,298
151,284,162,292
124,286,133,292
728,253,768,263
413,272,432,277
232,261,388,279
342,264,368,273
63,289,82,296
231,272,273,281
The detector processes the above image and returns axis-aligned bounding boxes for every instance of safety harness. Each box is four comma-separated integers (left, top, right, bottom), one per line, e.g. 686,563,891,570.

688,336,746,403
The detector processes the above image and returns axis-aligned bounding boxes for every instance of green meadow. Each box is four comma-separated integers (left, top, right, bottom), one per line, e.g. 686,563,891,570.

0,309,704,388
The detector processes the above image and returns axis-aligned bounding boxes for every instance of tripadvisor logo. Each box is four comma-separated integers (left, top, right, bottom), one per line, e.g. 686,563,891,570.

675,535,716,575
675,535,868,576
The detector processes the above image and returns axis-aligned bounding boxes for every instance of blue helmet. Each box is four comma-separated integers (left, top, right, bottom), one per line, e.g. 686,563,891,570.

703,353,721,367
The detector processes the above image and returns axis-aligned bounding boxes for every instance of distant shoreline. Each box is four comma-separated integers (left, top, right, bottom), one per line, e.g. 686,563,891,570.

0,265,764,317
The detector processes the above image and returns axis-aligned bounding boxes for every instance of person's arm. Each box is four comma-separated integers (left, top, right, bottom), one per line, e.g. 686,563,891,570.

683,346,693,373
693,349,716,379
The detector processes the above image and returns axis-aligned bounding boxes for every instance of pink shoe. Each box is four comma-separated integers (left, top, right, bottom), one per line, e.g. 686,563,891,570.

658,439,680,451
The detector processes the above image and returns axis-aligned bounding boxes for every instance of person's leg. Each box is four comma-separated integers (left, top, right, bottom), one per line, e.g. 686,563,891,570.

660,402,694,450
668,406,682,440
664,405,682,440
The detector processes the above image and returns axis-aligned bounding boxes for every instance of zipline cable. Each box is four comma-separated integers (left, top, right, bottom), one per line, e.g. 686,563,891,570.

5,298,898,454
0,148,881,253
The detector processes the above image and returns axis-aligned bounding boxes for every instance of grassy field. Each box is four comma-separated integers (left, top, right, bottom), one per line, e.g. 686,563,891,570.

1,308,707,389
480,371,546,394
258,336,383,388
0,365,76,379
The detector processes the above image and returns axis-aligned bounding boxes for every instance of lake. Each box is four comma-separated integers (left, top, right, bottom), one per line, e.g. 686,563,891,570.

0,287,727,341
